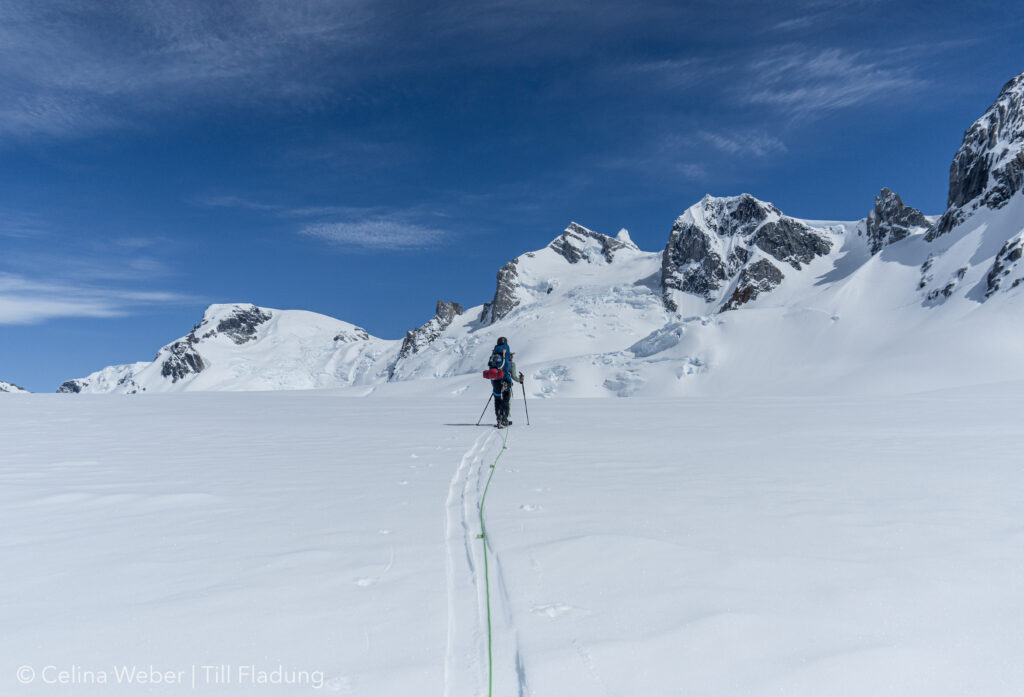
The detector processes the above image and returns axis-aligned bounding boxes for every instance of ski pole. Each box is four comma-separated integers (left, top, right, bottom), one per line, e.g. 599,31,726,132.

476,394,494,426
520,380,530,425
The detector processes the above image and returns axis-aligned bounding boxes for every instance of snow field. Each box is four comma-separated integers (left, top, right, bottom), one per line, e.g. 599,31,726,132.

2,386,1023,695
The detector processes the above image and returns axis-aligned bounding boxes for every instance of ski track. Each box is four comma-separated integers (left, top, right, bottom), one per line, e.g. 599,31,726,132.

444,429,531,697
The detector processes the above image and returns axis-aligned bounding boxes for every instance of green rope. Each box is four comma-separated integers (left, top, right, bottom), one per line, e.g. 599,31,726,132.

478,425,510,697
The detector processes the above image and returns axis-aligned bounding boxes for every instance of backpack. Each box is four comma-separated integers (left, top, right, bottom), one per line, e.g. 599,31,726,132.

483,347,508,380
487,349,505,369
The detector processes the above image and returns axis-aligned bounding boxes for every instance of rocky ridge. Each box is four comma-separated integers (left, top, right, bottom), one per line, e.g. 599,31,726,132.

396,300,464,362
865,187,929,254
928,73,1024,240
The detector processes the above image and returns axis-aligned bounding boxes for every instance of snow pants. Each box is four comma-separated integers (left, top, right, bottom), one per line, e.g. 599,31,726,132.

491,380,511,423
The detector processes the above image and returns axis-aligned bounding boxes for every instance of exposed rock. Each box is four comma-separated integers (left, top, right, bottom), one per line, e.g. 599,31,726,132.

661,222,729,306
333,326,370,342
396,300,464,361
985,233,1024,297
549,222,637,264
213,306,272,344
927,73,1024,241
750,219,832,270
159,332,206,383
865,188,928,253
661,194,831,311
721,259,785,311
480,259,521,324
0,380,28,393
925,267,970,303
57,380,83,394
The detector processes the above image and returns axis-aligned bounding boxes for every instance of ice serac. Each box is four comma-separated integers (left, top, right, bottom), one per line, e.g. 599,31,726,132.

661,194,830,311
396,300,464,361
865,188,928,254
927,72,1024,241
0,380,28,393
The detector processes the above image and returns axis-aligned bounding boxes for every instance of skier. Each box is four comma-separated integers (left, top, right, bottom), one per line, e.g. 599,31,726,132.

489,337,523,428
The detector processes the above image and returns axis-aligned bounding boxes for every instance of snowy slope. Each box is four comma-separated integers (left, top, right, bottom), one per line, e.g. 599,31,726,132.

0,380,28,393
59,304,398,393
4,388,1023,695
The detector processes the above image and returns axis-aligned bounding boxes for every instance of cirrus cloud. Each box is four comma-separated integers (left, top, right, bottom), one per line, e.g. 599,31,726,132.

299,219,447,250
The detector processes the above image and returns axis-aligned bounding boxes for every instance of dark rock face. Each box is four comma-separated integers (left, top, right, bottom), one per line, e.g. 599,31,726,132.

480,259,521,324
213,306,272,344
927,73,1024,241
397,300,464,361
160,335,206,383
661,195,775,309
721,260,784,311
865,188,928,254
57,380,83,393
750,219,832,270
548,222,637,264
661,194,831,311
985,234,1024,297
661,223,726,305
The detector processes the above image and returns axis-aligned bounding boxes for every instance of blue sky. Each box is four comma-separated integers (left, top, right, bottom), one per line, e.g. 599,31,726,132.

1,0,1022,391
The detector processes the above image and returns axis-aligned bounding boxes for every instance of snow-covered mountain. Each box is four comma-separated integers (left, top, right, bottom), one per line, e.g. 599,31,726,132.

59,72,1024,397
0,380,28,393
58,304,397,394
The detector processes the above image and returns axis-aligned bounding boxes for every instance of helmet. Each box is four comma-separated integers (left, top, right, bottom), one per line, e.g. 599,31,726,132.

497,336,508,345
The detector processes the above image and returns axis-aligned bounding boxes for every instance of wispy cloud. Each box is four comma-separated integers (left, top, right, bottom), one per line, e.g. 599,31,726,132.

699,130,787,157
0,0,374,138
0,273,191,325
298,219,447,250
743,47,926,117
0,0,701,140
0,211,49,237
192,193,455,250
191,194,375,220
605,58,713,93
192,195,284,212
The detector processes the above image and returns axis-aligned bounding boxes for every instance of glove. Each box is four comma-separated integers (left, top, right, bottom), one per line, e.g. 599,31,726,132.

518,373,525,383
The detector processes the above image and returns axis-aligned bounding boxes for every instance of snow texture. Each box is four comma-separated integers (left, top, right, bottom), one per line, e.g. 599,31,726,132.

3,386,1023,695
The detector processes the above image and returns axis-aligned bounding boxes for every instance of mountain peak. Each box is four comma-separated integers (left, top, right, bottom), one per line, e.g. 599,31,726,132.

681,194,782,229
865,187,928,254
548,222,638,264
197,304,273,345
928,71,1024,240
663,194,831,311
